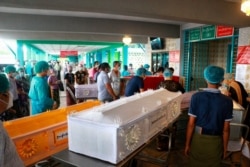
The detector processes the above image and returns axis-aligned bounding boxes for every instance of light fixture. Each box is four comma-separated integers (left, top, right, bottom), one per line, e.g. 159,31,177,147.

241,0,250,16
122,36,132,45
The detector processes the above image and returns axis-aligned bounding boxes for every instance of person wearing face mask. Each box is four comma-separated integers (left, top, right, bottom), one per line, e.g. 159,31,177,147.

75,64,89,103
15,67,30,117
48,68,61,109
0,74,25,166
64,65,76,106
28,61,57,115
109,61,121,97
5,65,23,119
15,67,30,93
88,61,99,83
97,62,117,103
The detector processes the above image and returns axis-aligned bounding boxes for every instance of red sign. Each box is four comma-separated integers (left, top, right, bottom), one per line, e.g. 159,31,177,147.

169,51,180,62
60,51,78,57
216,26,234,38
236,46,250,64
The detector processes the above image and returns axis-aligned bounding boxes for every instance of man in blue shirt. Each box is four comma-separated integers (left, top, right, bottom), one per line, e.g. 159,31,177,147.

125,68,146,97
185,65,233,167
97,62,117,102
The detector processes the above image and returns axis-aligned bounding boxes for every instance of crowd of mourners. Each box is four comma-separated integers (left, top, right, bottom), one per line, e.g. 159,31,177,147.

0,59,179,120
1,59,250,166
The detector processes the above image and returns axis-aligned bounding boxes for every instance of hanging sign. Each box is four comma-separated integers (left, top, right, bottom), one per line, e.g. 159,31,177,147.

201,25,215,40
189,28,201,42
216,26,234,38
169,50,180,62
60,51,78,57
236,46,250,64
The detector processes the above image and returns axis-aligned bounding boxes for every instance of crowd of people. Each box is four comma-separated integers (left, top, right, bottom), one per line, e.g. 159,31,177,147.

1,60,250,166
0,60,66,120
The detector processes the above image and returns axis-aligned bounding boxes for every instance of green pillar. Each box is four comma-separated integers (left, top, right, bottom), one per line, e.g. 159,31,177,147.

122,45,128,66
27,46,32,61
17,41,24,66
102,50,108,63
110,48,116,65
86,53,89,67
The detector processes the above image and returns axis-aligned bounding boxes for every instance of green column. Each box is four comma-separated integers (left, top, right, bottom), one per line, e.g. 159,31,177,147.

101,50,107,62
110,48,116,64
86,53,90,67
17,41,24,66
122,45,128,66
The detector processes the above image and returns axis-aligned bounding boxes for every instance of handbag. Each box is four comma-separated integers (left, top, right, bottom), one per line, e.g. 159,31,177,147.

58,81,64,91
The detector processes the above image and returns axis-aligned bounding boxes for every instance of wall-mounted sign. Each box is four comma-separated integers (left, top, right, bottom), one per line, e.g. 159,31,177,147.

60,51,78,57
189,28,201,42
216,26,234,38
236,45,250,64
201,25,215,40
169,50,180,62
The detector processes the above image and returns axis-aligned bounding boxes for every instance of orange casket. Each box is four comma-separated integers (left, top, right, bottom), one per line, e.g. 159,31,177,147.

3,101,101,166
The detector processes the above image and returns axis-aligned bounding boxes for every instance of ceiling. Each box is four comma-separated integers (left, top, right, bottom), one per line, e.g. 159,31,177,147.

0,0,249,55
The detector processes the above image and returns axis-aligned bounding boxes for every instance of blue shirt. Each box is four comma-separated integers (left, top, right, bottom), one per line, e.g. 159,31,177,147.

97,71,112,101
28,76,54,115
188,88,233,133
125,76,144,97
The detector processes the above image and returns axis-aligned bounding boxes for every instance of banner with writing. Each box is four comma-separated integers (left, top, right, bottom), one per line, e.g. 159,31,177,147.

236,46,250,64
169,50,180,62
60,51,78,57
216,26,234,38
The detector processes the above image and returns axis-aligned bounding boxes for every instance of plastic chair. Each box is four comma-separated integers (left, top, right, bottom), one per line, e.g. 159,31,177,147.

222,122,249,166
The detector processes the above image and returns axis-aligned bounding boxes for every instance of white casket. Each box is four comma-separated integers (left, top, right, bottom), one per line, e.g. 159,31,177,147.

74,83,98,99
68,89,183,164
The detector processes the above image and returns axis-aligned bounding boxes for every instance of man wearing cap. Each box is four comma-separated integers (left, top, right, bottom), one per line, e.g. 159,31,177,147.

28,61,57,115
143,64,152,76
0,74,25,166
184,65,233,167
158,68,185,93
125,67,146,97
156,68,185,151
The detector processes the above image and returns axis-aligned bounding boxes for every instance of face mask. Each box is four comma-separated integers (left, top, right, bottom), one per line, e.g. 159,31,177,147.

79,67,83,71
9,73,15,78
0,91,13,112
19,72,24,77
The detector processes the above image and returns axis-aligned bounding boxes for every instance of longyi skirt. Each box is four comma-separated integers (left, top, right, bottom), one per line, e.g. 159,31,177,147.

189,133,223,167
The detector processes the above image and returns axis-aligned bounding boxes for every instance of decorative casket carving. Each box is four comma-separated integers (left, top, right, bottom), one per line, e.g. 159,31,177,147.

75,83,98,99
68,88,183,164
